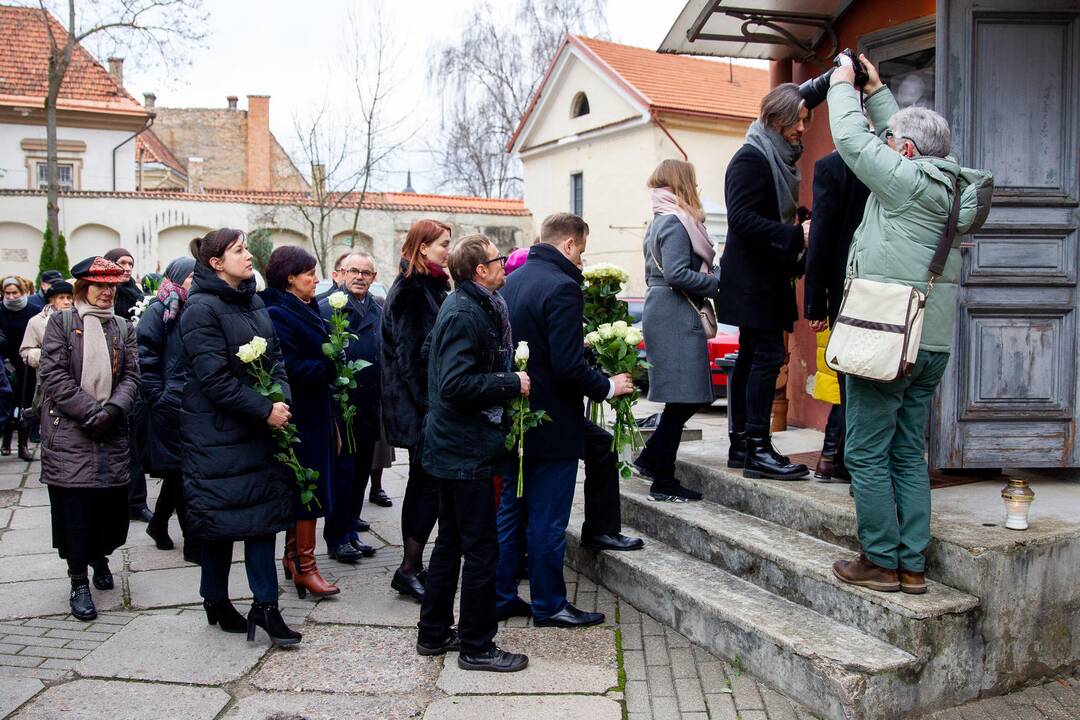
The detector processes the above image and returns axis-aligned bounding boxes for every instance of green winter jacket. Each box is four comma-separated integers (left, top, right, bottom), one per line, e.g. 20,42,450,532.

827,82,993,352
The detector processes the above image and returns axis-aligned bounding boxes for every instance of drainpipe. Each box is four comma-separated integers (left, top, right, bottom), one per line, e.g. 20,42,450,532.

650,110,688,161
112,114,154,191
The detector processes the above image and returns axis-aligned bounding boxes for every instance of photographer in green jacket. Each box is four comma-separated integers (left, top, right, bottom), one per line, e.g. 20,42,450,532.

825,54,992,595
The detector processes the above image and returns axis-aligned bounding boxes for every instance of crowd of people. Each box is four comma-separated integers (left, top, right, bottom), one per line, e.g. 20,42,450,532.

2,52,992,673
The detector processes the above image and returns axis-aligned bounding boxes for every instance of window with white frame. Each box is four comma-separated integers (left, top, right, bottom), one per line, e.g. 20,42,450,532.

36,162,75,190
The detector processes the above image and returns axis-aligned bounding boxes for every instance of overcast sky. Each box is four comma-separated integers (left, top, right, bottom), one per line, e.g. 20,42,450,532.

117,0,705,195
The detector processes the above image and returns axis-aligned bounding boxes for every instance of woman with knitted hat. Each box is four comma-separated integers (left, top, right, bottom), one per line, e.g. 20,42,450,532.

38,257,140,621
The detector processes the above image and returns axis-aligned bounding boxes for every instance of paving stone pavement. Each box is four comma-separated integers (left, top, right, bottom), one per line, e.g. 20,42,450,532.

0,433,1077,719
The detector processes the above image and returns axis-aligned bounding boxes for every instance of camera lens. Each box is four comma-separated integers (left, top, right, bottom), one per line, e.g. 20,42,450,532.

798,69,833,110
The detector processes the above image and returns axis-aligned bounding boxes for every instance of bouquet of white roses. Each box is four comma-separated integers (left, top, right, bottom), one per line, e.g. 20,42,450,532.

504,341,550,497
582,262,633,334
237,336,321,511
584,321,649,478
322,291,371,454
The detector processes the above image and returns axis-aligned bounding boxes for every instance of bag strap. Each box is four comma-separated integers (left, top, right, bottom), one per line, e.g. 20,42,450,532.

928,180,962,279
62,307,73,336
649,240,705,312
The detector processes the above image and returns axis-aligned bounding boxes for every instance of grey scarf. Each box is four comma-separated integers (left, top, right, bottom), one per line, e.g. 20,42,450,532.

745,120,803,224
3,296,27,312
75,302,116,404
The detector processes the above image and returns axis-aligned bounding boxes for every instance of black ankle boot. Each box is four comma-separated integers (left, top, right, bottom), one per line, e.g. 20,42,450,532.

744,435,809,480
146,520,174,550
69,575,97,621
247,602,302,646
727,431,747,469
204,599,247,633
90,559,114,590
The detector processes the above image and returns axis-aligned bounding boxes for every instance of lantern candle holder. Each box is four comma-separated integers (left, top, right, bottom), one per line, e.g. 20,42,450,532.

1001,478,1035,531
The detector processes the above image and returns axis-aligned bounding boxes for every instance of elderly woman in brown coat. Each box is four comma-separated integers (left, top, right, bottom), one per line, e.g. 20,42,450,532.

39,257,140,621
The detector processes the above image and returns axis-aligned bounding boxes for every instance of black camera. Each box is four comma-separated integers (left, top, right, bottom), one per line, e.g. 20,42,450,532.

798,48,870,110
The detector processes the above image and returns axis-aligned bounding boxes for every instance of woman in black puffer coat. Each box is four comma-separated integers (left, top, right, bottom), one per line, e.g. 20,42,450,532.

380,219,451,602
138,255,199,562
180,228,301,647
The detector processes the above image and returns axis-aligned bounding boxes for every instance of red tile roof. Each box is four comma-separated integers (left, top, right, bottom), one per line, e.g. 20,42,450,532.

0,5,147,117
136,130,187,178
510,34,769,151
0,188,532,216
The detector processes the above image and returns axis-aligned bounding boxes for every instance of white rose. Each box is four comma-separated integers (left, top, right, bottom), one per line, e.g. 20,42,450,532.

626,329,643,346
585,331,601,346
251,336,268,358
613,320,629,333
598,324,615,340
514,341,530,365
236,342,257,364
328,291,348,310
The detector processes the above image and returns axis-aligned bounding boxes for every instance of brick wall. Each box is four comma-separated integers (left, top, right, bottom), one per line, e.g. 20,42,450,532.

246,95,271,191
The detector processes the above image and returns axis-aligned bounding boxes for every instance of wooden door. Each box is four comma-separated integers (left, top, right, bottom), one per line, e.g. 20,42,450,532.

931,0,1080,468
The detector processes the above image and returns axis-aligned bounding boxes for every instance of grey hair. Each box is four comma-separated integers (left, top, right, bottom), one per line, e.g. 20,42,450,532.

759,83,808,130
889,107,950,158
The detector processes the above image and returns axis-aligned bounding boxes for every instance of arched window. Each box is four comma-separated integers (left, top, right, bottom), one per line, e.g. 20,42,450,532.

571,92,590,118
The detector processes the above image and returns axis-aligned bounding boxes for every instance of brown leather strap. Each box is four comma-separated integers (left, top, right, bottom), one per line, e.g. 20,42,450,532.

928,180,962,277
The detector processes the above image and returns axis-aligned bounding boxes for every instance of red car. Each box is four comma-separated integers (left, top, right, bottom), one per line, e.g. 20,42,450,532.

625,298,739,400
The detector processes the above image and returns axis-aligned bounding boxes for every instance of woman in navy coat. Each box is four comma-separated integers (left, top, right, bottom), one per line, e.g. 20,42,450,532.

261,246,340,600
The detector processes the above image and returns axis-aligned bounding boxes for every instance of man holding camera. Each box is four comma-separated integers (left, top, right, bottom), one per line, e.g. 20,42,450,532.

825,55,992,594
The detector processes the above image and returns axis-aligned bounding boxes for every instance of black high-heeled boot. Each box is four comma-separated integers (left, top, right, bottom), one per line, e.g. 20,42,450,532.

247,602,302,646
203,599,247,633
69,573,97,621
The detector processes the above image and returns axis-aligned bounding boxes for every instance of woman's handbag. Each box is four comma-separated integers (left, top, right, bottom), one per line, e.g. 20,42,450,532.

825,181,961,382
648,243,718,339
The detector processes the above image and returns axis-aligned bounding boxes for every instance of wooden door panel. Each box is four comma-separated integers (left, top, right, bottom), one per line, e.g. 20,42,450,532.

963,227,1077,286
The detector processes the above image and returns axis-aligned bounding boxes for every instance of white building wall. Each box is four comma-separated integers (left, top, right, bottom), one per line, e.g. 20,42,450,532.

0,123,138,192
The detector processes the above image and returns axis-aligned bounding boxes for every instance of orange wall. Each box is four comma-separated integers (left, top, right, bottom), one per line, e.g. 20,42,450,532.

784,0,935,431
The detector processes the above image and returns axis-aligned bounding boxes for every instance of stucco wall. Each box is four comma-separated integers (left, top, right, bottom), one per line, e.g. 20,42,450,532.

0,123,137,192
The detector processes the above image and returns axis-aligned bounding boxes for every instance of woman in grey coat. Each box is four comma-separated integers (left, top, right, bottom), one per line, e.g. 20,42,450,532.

633,159,721,502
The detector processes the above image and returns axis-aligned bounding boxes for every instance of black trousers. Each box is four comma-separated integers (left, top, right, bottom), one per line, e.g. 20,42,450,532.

639,403,701,485
126,402,148,510
730,328,786,437
418,474,498,656
581,419,622,538
325,431,376,548
151,470,190,533
401,444,440,546
199,535,277,604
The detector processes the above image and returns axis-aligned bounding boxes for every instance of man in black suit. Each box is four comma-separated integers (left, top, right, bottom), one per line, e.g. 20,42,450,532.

804,151,870,482
497,213,634,628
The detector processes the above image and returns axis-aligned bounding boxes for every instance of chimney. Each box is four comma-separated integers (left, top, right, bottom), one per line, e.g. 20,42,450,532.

246,95,271,191
227,95,238,110
311,162,326,197
187,157,204,194
143,92,156,110
107,57,124,87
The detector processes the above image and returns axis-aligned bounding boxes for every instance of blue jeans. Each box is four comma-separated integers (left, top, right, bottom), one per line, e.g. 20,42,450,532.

199,535,278,604
495,459,577,621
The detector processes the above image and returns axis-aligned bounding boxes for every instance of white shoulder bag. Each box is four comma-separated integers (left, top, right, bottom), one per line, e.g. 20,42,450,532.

825,181,960,383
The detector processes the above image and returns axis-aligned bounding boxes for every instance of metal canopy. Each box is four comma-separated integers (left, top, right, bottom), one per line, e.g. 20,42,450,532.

658,0,851,62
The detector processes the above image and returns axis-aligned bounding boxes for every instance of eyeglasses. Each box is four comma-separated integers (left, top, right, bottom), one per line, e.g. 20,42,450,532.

482,255,508,267
341,269,376,279
885,130,922,155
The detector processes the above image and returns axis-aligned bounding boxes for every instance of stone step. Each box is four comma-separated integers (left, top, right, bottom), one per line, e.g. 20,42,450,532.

619,477,981,667
565,519,923,720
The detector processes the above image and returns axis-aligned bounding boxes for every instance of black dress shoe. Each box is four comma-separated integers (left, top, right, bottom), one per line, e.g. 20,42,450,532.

69,581,96,621
355,518,371,532
534,603,604,628
416,629,460,656
328,543,362,564
391,569,425,602
496,596,532,621
146,522,174,550
458,645,529,672
349,538,377,557
90,560,114,590
369,489,393,507
581,533,645,552
130,505,154,523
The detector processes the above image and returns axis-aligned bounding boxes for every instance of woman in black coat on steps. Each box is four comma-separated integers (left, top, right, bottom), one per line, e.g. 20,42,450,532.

380,219,451,602
180,229,301,647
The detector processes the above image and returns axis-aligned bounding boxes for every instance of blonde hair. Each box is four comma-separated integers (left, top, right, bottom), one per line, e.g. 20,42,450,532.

648,159,704,222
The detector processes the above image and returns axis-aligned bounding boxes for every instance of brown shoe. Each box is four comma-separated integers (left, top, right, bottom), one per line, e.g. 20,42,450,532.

832,554,900,592
899,569,927,595
814,454,851,483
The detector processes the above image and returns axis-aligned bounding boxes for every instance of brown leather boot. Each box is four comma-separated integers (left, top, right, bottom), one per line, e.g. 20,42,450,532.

899,569,927,595
832,553,900,592
293,520,340,599
282,527,297,580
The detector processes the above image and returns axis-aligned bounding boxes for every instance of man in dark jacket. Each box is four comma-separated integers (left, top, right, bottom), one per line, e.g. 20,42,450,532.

318,251,383,563
417,234,529,673
718,83,812,481
497,213,633,628
804,151,870,482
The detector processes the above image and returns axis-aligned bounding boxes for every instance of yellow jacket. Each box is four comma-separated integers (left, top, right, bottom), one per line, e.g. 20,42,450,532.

813,329,841,405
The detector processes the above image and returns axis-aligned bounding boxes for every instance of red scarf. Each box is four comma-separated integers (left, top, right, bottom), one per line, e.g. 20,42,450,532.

426,262,450,284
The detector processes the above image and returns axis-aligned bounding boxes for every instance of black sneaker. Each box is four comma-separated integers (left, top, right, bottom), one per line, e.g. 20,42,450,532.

416,630,460,656
649,482,702,502
458,645,529,672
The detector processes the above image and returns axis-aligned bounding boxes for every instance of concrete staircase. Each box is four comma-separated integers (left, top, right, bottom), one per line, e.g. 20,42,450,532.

565,460,985,720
